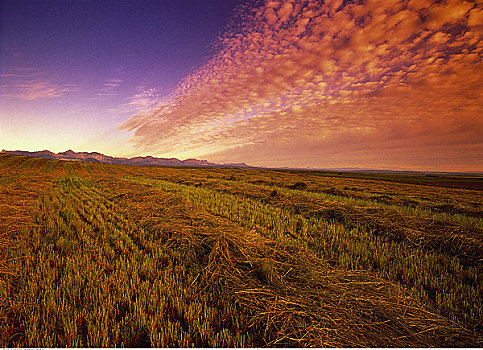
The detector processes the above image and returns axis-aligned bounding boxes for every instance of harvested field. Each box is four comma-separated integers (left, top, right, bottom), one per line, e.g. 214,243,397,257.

0,154,481,347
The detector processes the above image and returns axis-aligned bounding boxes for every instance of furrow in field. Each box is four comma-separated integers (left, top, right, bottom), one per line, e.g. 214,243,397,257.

4,170,254,347
133,172,482,266
130,166,482,216
192,175,482,231
88,173,478,347
122,175,481,335
0,157,66,342
2,158,481,347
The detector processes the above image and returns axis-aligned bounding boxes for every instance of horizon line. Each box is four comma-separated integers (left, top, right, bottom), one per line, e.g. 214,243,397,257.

2,148,482,175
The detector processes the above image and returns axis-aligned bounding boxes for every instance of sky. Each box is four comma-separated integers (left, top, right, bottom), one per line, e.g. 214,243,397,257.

1,0,482,171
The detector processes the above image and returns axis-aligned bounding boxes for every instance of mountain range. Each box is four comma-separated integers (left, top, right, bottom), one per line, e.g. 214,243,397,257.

0,149,251,168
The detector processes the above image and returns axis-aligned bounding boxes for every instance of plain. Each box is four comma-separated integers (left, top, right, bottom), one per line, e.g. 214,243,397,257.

0,154,481,347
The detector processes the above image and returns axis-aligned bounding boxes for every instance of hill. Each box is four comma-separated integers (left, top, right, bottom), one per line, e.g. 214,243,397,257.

0,149,251,168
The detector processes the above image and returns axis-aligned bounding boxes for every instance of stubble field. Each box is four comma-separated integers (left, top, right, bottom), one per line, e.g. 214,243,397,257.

0,154,481,347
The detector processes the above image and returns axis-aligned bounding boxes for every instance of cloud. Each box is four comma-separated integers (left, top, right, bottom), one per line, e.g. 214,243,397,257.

98,78,123,97
107,86,164,120
127,87,162,110
122,0,483,170
0,68,75,100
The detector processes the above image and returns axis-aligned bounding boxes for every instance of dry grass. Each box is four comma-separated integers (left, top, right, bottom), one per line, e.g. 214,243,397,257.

124,171,482,335
152,172,482,266
0,156,65,343
197,227,474,347
110,176,478,346
0,155,481,347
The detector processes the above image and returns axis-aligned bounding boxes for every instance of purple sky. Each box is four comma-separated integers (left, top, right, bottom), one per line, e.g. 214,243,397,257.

1,0,482,171
1,0,245,157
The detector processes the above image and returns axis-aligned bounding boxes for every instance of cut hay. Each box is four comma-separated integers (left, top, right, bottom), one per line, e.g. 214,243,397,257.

157,204,478,347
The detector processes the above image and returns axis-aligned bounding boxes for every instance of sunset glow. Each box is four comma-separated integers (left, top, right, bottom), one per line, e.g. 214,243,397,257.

1,0,482,171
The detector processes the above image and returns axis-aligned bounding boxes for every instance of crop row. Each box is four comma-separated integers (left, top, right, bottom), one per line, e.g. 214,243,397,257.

171,176,482,267
123,165,482,215
2,171,254,347
91,173,477,346
124,176,481,333
0,157,481,346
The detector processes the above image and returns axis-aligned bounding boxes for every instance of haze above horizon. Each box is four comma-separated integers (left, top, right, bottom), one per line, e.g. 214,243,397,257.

1,0,482,172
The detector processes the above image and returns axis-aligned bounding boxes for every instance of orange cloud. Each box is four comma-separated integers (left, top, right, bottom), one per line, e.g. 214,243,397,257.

122,0,483,171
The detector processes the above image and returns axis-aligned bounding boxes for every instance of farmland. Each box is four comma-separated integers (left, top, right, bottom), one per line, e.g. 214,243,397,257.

0,154,481,347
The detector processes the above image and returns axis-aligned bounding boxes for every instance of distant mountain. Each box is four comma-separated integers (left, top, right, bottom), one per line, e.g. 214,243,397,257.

0,149,251,169
4,149,58,159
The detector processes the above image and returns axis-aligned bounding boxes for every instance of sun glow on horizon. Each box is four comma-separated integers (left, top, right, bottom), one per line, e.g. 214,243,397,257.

1,0,481,171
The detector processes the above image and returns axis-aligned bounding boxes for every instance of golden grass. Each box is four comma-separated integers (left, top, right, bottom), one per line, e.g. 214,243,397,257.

125,173,481,334
0,154,481,347
201,228,473,347
106,175,480,346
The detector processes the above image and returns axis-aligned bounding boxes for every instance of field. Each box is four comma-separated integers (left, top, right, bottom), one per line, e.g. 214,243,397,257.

0,154,481,347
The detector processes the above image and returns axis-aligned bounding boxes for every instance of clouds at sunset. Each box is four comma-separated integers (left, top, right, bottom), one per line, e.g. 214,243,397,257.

122,0,482,170
0,68,75,100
